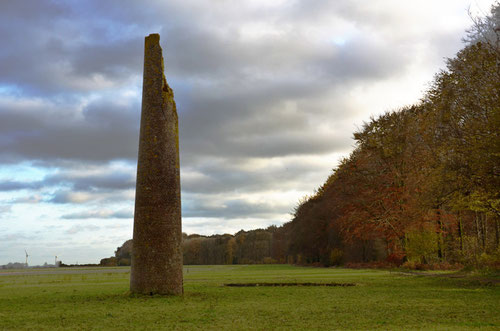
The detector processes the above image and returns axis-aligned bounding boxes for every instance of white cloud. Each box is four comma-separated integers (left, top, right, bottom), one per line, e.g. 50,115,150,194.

0,205,12,215
11,195,43,204
65,224,101,234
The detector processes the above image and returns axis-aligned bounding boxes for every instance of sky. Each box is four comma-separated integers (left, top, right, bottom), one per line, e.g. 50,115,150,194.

0,0,496,265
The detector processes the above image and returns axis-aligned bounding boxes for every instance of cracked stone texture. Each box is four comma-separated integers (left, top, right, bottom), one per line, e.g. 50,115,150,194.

130,33,183,295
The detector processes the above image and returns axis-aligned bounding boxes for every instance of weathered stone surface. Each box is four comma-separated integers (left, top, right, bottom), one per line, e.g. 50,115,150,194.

130,33,183,295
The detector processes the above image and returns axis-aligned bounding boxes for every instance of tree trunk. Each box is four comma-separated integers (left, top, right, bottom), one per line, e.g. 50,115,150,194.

475,212,482,252
483,213,488,251
495,217,499,249
458,213,464,252
436,208,443,260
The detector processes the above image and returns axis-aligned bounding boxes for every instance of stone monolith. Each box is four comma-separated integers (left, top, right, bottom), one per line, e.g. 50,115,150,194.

130,33,183,295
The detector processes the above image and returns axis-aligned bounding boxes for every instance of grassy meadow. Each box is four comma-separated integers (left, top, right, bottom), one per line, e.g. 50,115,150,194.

0,265,498,330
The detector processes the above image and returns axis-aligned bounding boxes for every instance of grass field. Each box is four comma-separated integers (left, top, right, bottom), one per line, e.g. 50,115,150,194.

0,265,498,330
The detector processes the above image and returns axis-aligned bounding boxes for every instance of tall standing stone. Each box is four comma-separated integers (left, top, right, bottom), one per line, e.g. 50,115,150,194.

130,33,183,295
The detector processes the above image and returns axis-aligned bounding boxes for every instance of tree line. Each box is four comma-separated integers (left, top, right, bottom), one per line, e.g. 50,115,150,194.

101,228,282,266
102,6,499,269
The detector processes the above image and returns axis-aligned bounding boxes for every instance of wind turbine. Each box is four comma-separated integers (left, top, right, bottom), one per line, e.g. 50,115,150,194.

55,255,58,267
24,249,29,267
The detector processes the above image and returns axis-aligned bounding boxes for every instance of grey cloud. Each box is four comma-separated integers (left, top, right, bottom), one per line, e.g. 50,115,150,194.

0,1,143,95
178,85,353,163
0,180,42,191
45,169,136,191
61,209,133,219
0,1,69,22
0,0,414,167
319,37,409,81
183,196,291,219
164,27,407,94
0,166,135,194
0,97,140,163
224,131,349,158
182,157,335,194
70,38,143,81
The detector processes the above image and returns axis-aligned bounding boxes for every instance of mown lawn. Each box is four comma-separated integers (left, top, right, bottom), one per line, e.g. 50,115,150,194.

0,265,498,330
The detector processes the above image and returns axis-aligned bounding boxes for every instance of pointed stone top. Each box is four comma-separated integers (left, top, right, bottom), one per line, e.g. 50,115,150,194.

145,33,160,47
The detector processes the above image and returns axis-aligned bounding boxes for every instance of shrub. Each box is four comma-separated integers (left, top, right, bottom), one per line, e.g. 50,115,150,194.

100,257,118,266
387,252,405,266
329,248,343,266
262,257,277,264
402,261,464,270
404,229,438,264
401,261,417,270
118,258,131,266
478,249,500,270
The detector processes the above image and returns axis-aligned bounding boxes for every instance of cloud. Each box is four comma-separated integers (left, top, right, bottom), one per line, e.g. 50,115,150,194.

10,195,42,204
44,166,136,191
0,180,42,191
0,232,35,242
181,155,336,194
62,209,133,219
0,0,490,264
0,205,12,215
104,223,130,230
0,1,143,95
183,217,284,236
49,189,134,204
0,162,135,199
183,195,292,219
0,0,447,166
0,96,140,163
65,225,101,234
50,191,96,204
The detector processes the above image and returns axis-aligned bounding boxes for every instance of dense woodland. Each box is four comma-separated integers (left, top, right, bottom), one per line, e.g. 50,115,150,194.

102,6,499,269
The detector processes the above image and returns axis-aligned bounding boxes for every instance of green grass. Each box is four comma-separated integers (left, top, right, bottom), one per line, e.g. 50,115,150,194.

0,265,498,330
